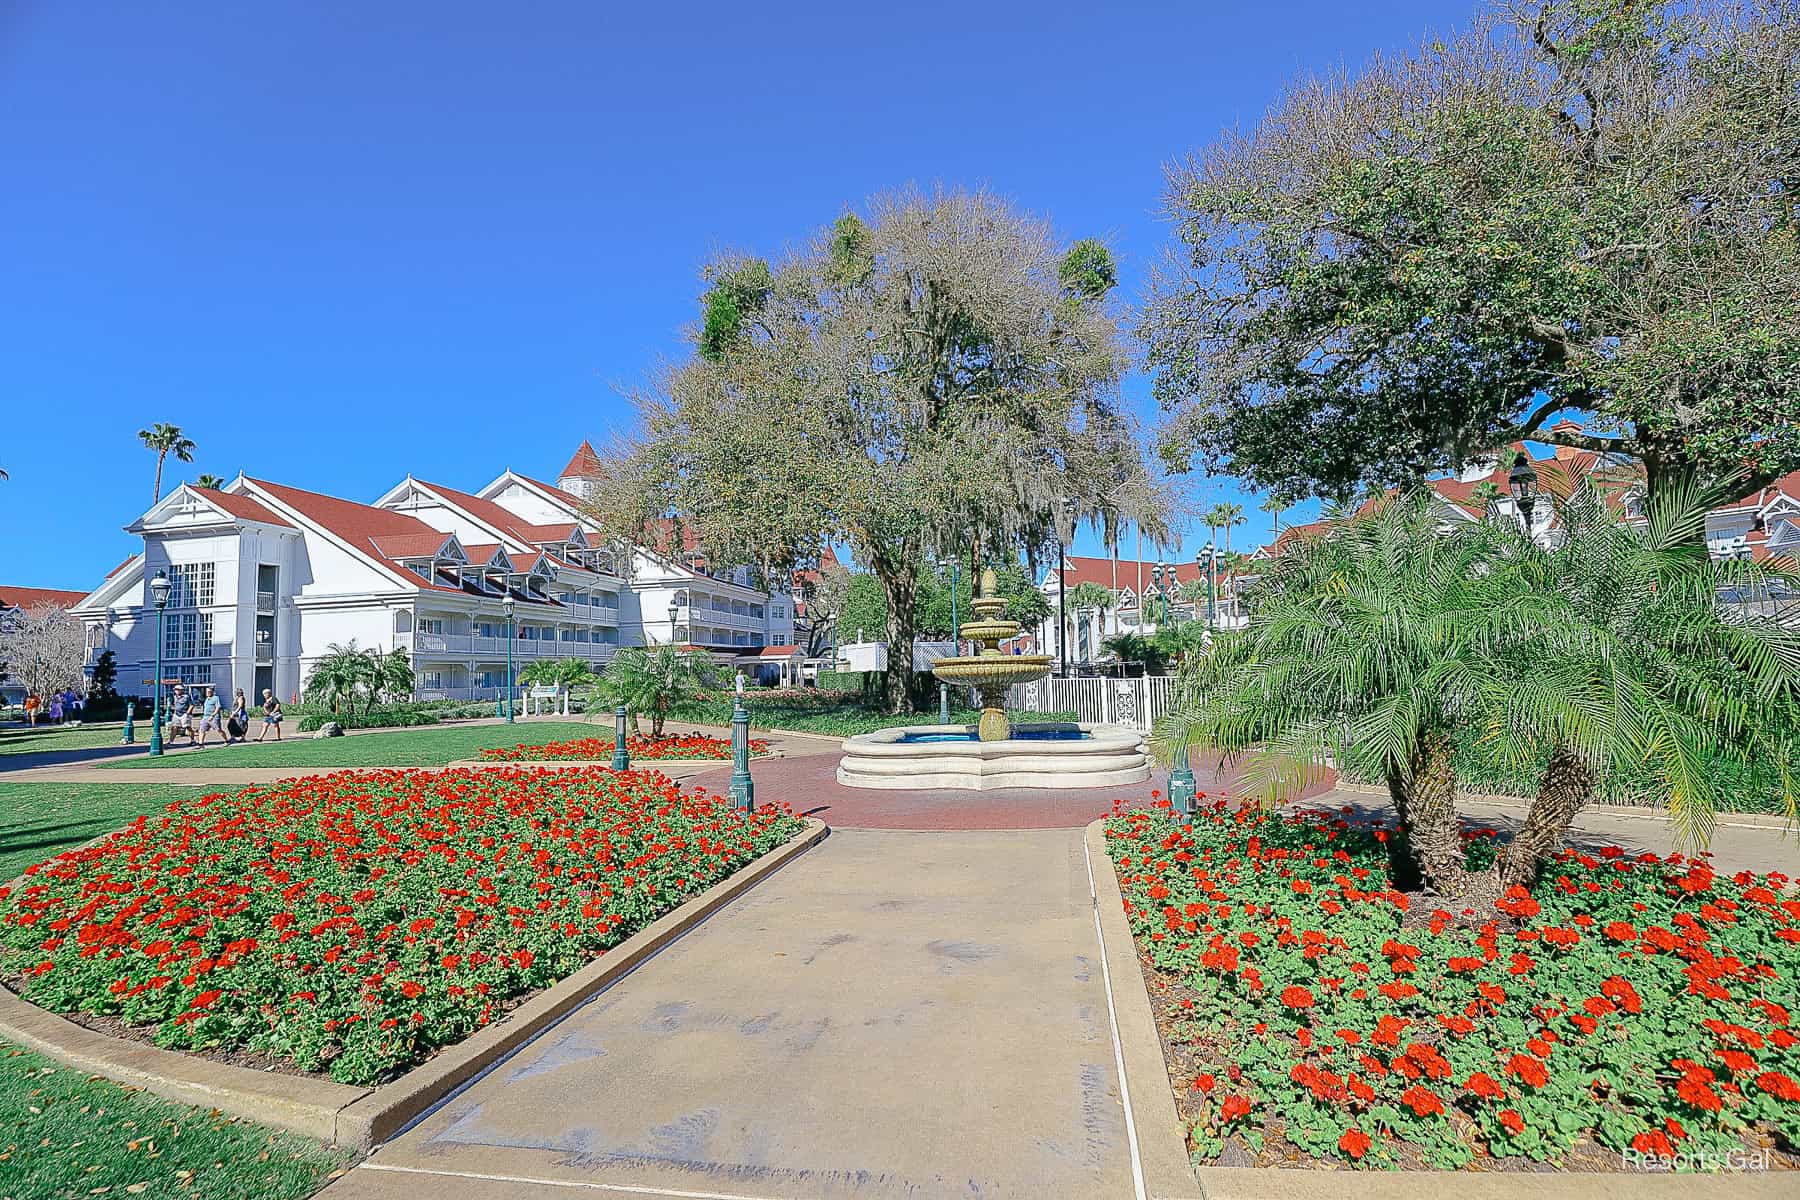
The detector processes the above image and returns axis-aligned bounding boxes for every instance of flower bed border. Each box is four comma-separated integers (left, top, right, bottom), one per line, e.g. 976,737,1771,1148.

1082,819,1796,1199
0,817,828,1151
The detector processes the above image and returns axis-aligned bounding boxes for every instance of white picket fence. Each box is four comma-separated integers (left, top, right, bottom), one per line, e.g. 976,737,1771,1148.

961,675,1177,733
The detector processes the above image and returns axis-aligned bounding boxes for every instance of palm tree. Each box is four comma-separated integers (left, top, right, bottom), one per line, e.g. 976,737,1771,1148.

375,647,415,704
1205,501,1246,558
304,641,380,715
1487,477,1799,885
519,658,597,715
1102,632,1169,676
193,473,227,490
1468,480,1502,516
597,645,717,737
1158,496,1553,898
1065,582,1116,662
1260,494,1283,540
138,423,196,505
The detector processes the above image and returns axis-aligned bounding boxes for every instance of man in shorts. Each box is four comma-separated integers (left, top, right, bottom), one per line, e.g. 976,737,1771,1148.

169,684,196,746
196,686,223,747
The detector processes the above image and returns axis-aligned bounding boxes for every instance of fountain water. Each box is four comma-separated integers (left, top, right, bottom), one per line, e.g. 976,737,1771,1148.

835,567,1150,790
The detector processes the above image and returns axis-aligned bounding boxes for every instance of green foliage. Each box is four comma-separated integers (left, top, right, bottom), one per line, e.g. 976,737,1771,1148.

813,669,870,694
837,560,1050,641
1059,238,1117,299
1102,632,1169,675
669,689,1077,737
294,701,442,732
597,645,718,737
1143,0,1800,504
697,257,774,362
1065,581,1116,617
838,572,891,642
88,649,118,700
825,212,873,287
518,657,598,692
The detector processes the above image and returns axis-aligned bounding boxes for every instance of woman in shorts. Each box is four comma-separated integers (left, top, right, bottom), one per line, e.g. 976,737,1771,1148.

257,689,283,741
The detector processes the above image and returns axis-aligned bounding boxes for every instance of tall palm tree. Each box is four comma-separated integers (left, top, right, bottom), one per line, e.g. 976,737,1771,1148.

138,423,196,505
1259,494,1283,540
597,645,716,737
193,473,227,490
1065,581,1116,661
1205,501,1246,558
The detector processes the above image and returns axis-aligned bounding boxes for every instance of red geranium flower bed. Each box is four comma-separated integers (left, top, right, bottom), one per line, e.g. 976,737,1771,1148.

0,768,801,1085
477,733,768,761
1108,798,1800,1170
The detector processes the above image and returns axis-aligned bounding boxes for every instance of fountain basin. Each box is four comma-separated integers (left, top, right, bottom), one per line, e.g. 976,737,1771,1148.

837,722,1150,791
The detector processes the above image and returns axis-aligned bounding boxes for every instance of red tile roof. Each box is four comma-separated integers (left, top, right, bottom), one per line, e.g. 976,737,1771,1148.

244,478,475,594
0,585,89,611
1720,469,1800,514
416,481,582,547
752,644,801,657
559,441,604,481
369,532,457,559
1050,555,1226,594
203,489,295,527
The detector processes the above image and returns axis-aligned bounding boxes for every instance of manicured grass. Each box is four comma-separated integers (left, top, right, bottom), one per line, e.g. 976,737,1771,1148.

104,720,604,770
0,1039,349,1199
0,783,206,882
0,723,130,758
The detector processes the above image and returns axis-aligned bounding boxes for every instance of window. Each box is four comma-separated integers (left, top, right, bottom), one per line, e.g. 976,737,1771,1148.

477,621,504,639
561,628,575,642
419,619,446,636
163,612,213,659
477,669,505,688
172,664,213,686
167,562,216,608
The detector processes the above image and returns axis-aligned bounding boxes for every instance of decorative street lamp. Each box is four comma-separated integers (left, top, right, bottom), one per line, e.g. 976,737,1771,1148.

1198,542,1217,628
1508,452,1540,534
668,599,681,646
728,687,755,811
1168,729,1198,816
147,570,172,756
1057,498,1076,678
502,595,516,724
611,702,630,770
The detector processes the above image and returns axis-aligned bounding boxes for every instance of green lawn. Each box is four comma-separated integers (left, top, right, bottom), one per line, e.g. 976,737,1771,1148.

0,723,130,758
105,720,606,770
0,783,207,882
0,1040,349,1199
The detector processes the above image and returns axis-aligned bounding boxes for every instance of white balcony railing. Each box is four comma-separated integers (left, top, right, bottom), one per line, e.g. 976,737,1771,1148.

255,590,277,613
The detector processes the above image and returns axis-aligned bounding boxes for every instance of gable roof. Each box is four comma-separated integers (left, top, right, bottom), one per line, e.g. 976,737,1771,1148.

199,488,295,527
559,441,604,481
413,480,585,548
241,478,471,594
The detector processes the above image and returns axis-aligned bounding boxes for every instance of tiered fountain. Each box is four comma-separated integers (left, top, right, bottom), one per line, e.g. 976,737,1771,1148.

836,568,1150,790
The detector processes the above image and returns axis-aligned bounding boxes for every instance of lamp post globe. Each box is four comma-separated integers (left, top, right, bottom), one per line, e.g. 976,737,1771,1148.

1507,452,1540,534
502,595,516,724
147,570,172,756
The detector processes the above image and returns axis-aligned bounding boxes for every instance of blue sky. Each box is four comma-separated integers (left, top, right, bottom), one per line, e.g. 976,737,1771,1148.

2,0,1461,589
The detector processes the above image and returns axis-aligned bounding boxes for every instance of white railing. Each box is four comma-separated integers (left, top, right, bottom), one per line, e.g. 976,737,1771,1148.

989,674,1179,733
406,633,618,663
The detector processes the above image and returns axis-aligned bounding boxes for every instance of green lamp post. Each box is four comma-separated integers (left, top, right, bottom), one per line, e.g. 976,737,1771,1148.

147,570,172,756
1168,730,1198,816
728,677,754,811
611,703,630,771
502,595,516,724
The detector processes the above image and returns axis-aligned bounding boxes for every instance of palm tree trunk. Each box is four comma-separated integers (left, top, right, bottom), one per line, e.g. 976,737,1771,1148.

1501,743,1593,890
1396,730,1466,898
153,450,167,505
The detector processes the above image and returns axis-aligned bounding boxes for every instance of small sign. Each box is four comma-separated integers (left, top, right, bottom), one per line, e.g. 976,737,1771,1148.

528,686,561,698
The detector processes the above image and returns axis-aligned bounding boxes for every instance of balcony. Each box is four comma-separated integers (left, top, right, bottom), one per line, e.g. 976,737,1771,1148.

253,643,274,665
255,591,277,614
409,633,618,663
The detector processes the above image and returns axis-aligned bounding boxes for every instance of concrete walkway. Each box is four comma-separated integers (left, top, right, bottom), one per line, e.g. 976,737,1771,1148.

320,827,1141,1200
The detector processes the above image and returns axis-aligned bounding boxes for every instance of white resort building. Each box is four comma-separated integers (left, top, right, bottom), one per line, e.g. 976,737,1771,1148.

71,444,797,703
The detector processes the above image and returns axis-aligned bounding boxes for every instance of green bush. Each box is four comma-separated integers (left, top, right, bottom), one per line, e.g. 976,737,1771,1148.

813,670,871,694
294,703,444,732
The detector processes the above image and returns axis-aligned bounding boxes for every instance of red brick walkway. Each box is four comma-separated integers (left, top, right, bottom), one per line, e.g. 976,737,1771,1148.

701,748,1337,831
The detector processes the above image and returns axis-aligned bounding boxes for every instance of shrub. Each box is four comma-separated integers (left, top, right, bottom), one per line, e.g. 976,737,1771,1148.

293,703,442,732
0,769,803,1085
478,733,768,761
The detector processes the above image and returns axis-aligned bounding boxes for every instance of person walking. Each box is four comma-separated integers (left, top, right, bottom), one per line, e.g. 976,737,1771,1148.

196,685,223,747
23,693,39,726
47,693,63,724
226,688,249,744
257,689,283,742
169,684,196,747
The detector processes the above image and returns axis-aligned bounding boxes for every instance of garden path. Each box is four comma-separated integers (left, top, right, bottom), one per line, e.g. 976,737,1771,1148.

320,826,1147,1200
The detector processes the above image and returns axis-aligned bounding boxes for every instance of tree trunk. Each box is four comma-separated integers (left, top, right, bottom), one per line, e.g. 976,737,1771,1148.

1501,743,1593,890
651,699,666,738
1396,730,1467,898
874,556,918,714
153,451,167,505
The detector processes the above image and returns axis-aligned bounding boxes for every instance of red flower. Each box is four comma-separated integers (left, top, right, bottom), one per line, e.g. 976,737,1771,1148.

187,989,222,1010
1753,1071,1800,1102
1219,1094,1252,1123
1498,1109,1525,1135
1280,985,1315,1010
1506,1054,1549,1089
1338,1128,1371,1159
1465,1071,1505,1100
1400,1085,1445,1118
1676,1076,1723,1112
1632,1130,1674,1158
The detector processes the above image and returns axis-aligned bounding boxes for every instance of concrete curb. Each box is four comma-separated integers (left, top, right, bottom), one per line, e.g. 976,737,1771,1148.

1330,782,1796,831
0,817,829,1150
1083,818,1793,1198
1084,819,1203,1200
